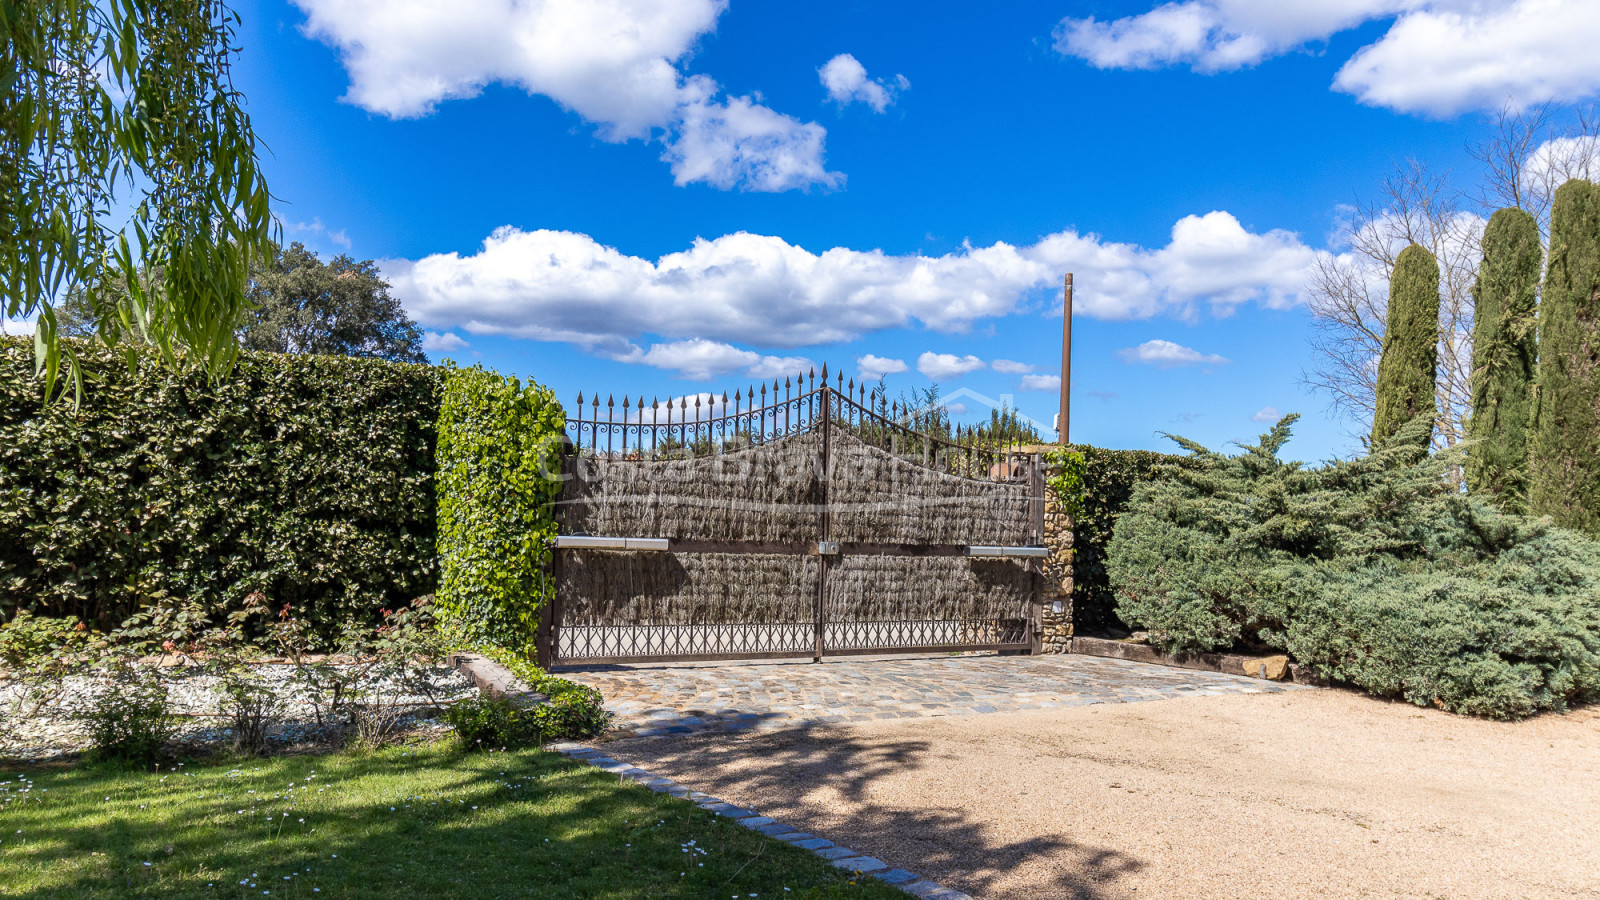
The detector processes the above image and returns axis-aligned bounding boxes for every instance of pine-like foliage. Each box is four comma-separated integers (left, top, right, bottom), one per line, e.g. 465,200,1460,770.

1530,179,1600,536
1371,243,1441,447
1465,208,1542,512
1107,415,1600,719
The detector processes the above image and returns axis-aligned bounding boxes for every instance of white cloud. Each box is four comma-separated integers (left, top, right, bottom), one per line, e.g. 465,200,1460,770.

1054,0,1600,115
819,54,908,112
1334,0,1600,115
991,359,1034,374
661,83,839,191
421,331,468,352
1055,1,1408,72
745,353,814,380
292,0,838,191
1019,374,1061,391
943,401,969,416
611,338,811,381
1251,405,1282,422
857,354,908,379
624,391,720,424
1029,210,1319,318
1525,135,1600,195
917,352,985,379
389,212,1324,359
285,216,351,250
1117,339,1230,368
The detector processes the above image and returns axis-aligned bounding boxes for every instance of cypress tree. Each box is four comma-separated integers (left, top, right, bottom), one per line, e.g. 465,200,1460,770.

1371,243,1440,448
1530,179,1600,536
1465,207,1542,512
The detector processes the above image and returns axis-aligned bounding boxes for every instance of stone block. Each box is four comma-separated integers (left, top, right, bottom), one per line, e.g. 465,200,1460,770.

831,856,888,873
1237,655,1290,681
1288,662,1329,686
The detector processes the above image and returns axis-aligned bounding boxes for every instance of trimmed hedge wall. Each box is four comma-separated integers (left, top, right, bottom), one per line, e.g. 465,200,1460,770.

434,366,565,653
1,338,446,634
1065,443,1181,634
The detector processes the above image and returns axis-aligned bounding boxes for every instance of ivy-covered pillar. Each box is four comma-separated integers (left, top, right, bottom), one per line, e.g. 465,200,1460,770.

434,365,566,657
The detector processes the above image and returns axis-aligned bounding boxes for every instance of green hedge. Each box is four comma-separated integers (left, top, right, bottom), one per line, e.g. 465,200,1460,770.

1,338,444,635
1064,443,1180,634
434,366,565,653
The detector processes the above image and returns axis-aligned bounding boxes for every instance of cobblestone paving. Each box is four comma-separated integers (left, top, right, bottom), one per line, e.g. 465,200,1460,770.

562,653,1306,738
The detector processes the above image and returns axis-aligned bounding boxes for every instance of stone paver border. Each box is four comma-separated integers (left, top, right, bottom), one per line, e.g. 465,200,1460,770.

547,740,974,899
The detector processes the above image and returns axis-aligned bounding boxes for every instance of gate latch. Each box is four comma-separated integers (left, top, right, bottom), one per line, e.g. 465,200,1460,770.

809,541,840,556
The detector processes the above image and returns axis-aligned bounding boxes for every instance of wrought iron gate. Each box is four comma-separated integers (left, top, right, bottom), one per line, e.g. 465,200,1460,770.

537,367,1046,668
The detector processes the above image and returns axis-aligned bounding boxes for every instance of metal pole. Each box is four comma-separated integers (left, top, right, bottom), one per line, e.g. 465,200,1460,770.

1029,455,1045,655
815,385,830,662
1059,273,1073,446
539,549,559,669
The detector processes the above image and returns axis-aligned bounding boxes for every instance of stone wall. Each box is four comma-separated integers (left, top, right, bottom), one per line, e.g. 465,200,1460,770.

1039,464,1073,652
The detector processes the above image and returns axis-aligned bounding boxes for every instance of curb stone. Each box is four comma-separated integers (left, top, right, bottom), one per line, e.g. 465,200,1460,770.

445,653,550,705
1066,638,1320,685
546,741,974,899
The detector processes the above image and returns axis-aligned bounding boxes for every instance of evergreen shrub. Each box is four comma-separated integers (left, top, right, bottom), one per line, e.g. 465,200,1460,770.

1064,443,1182,633
467,645,612,741
1108,415,1600,718
443,694,532,750
1371,243,1441,448
1,338,444,635
1530,179,1600,536
1465,207,1542,512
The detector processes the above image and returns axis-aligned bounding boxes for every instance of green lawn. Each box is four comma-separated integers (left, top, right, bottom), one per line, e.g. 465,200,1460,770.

0,743,905,899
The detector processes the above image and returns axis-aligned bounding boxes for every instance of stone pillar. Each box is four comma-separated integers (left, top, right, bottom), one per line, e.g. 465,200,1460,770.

1039,467,1074,652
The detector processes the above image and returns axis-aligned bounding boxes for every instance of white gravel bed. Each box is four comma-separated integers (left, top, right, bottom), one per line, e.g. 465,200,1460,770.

0,662,477,762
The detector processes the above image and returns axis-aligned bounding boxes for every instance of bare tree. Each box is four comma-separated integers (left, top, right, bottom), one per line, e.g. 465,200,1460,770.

1470,103,1600,236
1470,103,1559,226
1303,159,1481,452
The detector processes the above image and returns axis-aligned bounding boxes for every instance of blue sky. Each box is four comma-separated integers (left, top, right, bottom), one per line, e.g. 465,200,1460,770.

227,0,1600,461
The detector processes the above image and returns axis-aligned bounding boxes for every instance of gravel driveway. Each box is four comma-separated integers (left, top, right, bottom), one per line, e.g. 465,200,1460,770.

598,676,1600,899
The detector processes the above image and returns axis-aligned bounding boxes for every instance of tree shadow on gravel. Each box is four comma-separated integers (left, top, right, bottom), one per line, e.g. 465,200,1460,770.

605,723,1145,899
